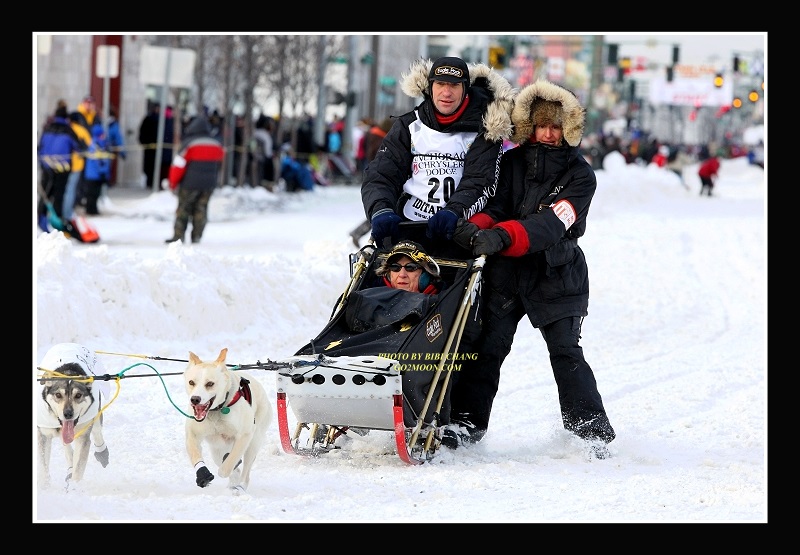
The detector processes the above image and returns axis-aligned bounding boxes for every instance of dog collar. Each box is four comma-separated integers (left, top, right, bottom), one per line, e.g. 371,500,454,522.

220,378,252,414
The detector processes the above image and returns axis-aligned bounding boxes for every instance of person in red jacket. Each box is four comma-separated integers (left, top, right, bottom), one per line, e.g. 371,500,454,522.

698,150,721,197
165,115,224,244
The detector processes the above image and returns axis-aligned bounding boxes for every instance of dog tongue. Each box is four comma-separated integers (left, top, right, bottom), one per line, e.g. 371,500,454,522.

62,420,75,444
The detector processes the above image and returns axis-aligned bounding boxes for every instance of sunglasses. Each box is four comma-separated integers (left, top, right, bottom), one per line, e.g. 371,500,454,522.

388,262,422,273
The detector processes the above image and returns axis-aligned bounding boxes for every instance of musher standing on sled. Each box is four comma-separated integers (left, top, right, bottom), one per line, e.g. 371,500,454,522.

360,56,515,248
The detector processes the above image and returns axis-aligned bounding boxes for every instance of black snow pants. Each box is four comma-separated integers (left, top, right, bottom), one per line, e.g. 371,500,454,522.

450,297,615,443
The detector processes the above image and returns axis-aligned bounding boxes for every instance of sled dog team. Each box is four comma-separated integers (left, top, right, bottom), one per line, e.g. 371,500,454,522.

37,343,272,494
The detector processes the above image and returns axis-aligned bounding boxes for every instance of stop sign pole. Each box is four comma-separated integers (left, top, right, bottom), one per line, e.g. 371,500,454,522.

95,45,119,138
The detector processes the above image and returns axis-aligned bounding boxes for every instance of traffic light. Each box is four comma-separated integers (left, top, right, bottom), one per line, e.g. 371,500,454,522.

489,46,506,69
733,55,740,73
608,44,618,65
617,57,631,82
672,46,680,64
666,66,674,82
713,73,724,88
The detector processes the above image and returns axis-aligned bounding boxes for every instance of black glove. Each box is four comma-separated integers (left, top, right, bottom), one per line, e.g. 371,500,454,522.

426,208,459,239
196,465,215,488
452,219,479,250
370,209,402,248
472,228,511,256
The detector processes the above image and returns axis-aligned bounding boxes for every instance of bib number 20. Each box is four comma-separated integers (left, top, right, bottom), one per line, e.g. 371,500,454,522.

427,176,456,205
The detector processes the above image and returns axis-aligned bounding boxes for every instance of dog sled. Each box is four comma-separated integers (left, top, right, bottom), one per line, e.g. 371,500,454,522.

275,223,485,464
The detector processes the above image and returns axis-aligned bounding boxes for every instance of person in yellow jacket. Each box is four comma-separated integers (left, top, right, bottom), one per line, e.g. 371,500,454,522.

62,95,98,222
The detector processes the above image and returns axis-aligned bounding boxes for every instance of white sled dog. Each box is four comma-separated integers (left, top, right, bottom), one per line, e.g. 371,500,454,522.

37,343,110,488
184,348,271,493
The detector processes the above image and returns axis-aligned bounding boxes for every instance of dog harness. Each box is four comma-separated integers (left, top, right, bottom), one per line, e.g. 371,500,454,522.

37,343,107,429
216,377,253,414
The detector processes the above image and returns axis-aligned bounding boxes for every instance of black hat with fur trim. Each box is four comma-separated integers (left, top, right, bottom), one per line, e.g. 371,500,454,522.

376,240,441,278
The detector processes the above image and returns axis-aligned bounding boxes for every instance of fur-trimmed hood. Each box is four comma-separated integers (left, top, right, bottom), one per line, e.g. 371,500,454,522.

400,58,515,142
510,79,585,147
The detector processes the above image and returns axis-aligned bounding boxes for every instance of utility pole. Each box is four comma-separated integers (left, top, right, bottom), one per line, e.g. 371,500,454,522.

369,35,380,119
587,35,604,135
314,35,328,149
342,35,358,167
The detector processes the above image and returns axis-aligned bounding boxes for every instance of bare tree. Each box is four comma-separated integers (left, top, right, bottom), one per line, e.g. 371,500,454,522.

140,34,346,185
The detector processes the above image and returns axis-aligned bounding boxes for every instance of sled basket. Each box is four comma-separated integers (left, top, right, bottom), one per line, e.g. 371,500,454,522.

276,223,485,464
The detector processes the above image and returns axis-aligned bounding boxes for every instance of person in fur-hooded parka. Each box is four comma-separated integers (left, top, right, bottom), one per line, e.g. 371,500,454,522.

444,79,615,454
361,56,515,248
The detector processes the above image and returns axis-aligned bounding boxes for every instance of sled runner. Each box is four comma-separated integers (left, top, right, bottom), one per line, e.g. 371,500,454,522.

275,224,485,464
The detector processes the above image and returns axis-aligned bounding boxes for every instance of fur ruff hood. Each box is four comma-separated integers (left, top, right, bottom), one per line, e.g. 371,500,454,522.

511,79,585,147
400,58,515,143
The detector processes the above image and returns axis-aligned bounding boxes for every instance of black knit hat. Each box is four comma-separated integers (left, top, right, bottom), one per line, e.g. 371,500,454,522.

428,57,470,84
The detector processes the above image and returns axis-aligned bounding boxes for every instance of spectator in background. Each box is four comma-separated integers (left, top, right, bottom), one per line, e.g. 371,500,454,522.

165,115,225,244
63,110,93,223
42,99,68,132
159,106,175,187
748,141,764,169
325,115,356,181
279,143,316,192
650,144,669,168
349,117,394,246
698,149,721,197
106,106,126,185
208,108,224,142
37,103,84,232
232,114,246,184
80,122,112,215
353,117,373,172
138,103,160,189
666,145,694,189
294,114,317,174
252,114,276,190
138,104,174,190
72,95,101,130
364,117,393,164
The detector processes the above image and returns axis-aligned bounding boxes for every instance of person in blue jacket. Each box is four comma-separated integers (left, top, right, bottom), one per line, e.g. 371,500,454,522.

37,104,85,231
81,122,112,215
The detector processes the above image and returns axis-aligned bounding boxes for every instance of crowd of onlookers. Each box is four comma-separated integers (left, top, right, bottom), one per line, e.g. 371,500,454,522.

39,94,765,237
37,95,126,234
578,130,765,173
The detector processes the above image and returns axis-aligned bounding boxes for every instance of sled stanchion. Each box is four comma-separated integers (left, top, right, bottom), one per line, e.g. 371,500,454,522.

407,256,485,456
331,247,373,320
